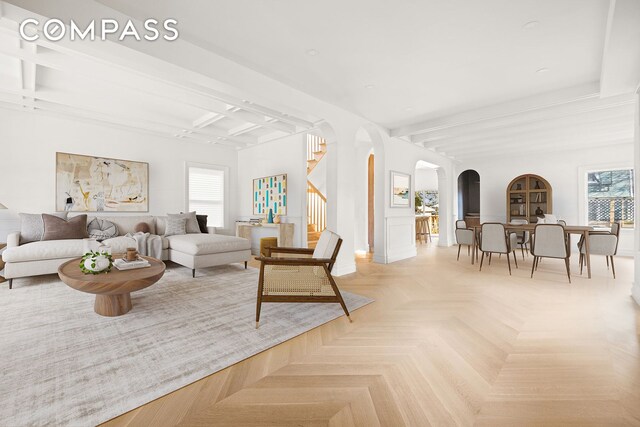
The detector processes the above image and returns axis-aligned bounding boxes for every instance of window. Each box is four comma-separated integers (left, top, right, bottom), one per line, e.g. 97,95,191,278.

187,164,225,228
587,168,634,228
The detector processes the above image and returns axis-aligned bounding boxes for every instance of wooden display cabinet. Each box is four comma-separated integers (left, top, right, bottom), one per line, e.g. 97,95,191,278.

506,174,552,224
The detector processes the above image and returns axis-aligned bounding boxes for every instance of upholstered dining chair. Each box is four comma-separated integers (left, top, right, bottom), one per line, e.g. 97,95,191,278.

456,220,467,229
578,221,621,278
530,224,571,282
510,218,530,259
455,226,475,263
479,223,518,274
254,229,350,328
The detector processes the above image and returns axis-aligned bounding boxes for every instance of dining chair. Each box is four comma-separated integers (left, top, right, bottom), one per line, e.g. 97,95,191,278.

479,223,518,275
455,226,474,263
578,221,621,278
509,218,530,259
456,220,467,229
543,214,558,224
530,224,571,282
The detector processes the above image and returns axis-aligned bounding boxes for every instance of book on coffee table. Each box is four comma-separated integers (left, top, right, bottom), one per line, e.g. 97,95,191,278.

114,258,151,270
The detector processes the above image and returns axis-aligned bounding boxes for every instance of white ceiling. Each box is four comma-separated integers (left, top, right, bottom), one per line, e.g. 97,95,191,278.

0,0,637,160
97,0,611,129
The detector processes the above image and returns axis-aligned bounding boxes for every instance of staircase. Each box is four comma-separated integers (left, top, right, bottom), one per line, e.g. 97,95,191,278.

307,135,327,248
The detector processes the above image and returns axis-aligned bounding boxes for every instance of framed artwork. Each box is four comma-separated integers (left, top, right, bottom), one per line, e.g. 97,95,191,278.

390,171,411,208
253,174,287,215
56,152,149,212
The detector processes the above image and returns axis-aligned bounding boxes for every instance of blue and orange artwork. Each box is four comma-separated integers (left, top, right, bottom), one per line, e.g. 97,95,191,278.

253,174,287,215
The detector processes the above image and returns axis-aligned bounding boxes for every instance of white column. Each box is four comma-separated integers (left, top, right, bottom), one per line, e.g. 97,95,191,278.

324,124,358,276
632,92,640,305
436,167,452,246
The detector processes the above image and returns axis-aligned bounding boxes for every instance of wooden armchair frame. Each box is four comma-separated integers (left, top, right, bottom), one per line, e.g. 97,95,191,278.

254,238,351,328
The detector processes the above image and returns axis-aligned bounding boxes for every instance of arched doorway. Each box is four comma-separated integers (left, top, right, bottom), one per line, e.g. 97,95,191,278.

415,160,440,243
457,169,481,226
354,125,385,262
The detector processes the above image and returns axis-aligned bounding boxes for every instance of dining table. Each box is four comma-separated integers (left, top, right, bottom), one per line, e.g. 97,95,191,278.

469,223,594,278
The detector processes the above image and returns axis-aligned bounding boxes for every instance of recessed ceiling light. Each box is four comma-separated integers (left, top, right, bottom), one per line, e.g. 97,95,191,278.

404,107,413,112
536,67,549,74
523,21,540,30
365,84,375,89
306,49,319,56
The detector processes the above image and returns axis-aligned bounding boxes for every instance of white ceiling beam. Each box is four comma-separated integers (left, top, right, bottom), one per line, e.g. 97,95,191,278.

0,87,255,147
228,122,261,137
0,37,300,137
453,136,632,160
443,124,634,154
393,83,600,138
410,92,634,144
447,127,633,157
425,105,635,150
0,13,315,131
600,0,640,96
192,112,225,129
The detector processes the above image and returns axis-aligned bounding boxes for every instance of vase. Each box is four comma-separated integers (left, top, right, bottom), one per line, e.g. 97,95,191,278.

274,214,281,224
535,207,543,216
267,209,274,224
83,254,110,273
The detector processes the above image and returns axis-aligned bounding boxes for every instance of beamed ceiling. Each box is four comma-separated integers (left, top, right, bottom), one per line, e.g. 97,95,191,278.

0,0,639,160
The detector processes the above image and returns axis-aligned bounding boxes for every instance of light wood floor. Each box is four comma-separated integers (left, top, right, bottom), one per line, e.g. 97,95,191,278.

102,244,639,426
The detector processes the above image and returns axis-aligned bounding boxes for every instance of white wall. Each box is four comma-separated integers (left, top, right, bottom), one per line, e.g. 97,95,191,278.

0,109,239,240
458,142,635,255
415,167,438,191
237,134,307,247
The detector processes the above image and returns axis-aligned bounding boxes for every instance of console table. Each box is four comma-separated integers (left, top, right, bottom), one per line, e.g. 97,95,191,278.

236,223,294,255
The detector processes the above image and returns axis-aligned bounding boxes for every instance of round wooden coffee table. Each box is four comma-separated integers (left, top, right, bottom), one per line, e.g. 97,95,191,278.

58,256,165,317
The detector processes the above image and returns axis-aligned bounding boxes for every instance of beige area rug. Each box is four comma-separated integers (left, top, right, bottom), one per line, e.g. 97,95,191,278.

0,264,372,426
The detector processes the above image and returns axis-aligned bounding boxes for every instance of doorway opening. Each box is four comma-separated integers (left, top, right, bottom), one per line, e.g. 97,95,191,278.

457,169,481,227
415,160,440,244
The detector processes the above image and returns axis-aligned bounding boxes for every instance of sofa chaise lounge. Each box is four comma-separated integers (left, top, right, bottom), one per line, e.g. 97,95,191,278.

2,215,251,288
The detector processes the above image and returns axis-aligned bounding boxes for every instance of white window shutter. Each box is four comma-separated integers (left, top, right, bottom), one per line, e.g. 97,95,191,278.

188,166,225,227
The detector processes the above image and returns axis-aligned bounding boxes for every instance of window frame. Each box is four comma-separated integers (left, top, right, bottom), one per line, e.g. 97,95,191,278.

185,162,229,229
578,163,634,229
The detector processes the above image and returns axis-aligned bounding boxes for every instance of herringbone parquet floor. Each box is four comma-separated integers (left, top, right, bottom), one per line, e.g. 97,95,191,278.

103,243,639,426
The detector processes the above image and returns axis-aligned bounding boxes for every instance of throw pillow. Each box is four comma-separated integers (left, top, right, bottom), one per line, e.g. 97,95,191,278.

134,222,151,233
196,214,208,233
19,212,68,244
168,211,201,234
164,217,187,237
87,218,118,241
41,214,89,241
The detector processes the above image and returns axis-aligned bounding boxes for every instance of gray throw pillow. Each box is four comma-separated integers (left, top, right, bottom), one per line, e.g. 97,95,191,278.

19,212,68,244
168,211,201,234
41,214,89,241
87,218,118,241
164,217,187,236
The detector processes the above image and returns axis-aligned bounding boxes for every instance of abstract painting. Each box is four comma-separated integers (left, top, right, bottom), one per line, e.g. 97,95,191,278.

391,171,411,207
56,152,149,212
253,174,287,215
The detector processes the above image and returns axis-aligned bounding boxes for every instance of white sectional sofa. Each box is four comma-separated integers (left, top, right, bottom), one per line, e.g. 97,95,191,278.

2,215,251,289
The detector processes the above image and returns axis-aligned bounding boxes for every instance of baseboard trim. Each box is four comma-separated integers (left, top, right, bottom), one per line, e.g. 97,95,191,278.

333,262,356,277
387,247,417,264
632,282,640,307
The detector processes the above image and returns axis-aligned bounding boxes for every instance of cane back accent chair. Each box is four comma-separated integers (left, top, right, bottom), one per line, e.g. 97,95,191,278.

254,229,351,328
